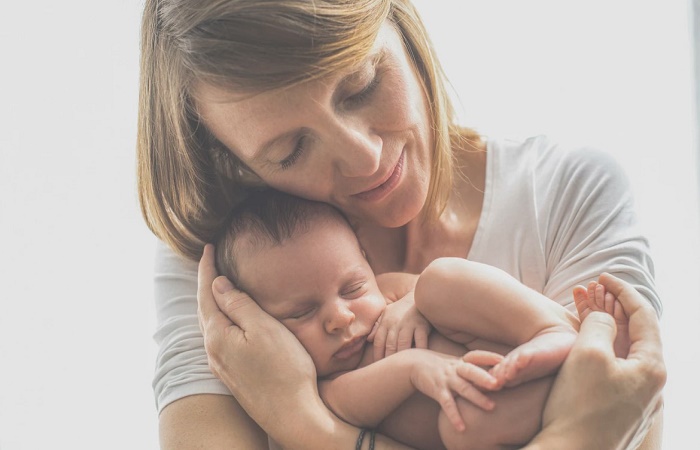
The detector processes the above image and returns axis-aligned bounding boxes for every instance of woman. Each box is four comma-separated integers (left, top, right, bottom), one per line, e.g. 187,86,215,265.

137,0,665,448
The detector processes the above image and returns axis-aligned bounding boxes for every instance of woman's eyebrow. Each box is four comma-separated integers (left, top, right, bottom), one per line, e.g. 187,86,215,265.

334,49,387,92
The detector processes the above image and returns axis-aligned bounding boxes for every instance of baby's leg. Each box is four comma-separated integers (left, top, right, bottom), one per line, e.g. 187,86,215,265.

415,258,578,387
438,376,553,450
573,275,631,358
487,330,575,388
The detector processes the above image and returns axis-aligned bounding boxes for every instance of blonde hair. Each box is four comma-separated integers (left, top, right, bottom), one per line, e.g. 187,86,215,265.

137,0,480,260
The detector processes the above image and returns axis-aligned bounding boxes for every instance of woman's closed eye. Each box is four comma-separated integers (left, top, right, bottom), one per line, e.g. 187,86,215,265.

279,134,308,170
344,71,381,108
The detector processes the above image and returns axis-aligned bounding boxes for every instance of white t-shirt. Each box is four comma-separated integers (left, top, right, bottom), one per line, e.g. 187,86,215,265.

151,135,661,413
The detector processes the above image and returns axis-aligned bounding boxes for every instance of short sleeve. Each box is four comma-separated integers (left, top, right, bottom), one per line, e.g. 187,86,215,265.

470,136,661,317
540,145,662,316
152,240,232,413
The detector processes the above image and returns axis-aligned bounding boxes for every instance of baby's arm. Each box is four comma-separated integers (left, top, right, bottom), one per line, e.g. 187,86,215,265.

318,348,501,431
369,273,431,359
415,258,579,386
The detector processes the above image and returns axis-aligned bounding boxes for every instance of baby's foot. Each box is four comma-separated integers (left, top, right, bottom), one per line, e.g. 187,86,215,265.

574,278,630,358
490,329,576,387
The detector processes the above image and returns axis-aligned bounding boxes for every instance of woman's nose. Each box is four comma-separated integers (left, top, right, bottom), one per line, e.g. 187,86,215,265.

331,125,382,178
324,300,355,334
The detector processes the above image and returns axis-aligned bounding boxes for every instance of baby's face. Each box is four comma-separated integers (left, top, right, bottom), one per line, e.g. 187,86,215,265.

237,217,386,377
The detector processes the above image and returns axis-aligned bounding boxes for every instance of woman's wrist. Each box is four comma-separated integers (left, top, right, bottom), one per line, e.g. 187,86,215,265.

268,393,412,450
267,392,355,450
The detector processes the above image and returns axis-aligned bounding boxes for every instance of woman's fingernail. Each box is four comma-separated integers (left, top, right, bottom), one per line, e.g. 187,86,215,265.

214,277,234,294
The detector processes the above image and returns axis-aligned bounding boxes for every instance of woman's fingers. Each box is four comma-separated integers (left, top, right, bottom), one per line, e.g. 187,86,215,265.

197,244,231,333
597,273,665,369
571,311,617,360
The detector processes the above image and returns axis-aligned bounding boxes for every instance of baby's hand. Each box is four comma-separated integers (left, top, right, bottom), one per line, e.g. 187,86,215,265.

368,291,431,360
410,349,502,432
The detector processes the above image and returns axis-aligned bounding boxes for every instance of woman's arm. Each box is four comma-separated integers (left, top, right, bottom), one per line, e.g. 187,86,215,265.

159,394,267,449
153,241,263,449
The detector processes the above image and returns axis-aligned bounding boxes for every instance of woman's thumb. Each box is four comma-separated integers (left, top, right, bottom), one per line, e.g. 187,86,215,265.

212,276,264,328
574,311,617,359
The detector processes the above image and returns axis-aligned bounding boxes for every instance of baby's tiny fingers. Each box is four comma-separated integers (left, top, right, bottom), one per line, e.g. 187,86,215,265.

372,328,387,361
452,379,495,411
457,363,499,390
396,327,415,353
414,327,429,349
462,350,505,367
384,327,399,357
438,391,466,432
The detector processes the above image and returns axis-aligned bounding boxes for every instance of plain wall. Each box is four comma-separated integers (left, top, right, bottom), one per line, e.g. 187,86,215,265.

0,1,696,448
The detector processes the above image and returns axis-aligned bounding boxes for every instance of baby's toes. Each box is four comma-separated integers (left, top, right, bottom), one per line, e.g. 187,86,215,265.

587,281,600,311
604,291,616,315
573,286,591,319
594,283,608,311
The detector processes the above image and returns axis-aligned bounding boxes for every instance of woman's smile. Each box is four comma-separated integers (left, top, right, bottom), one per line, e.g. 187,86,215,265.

353,149,405,202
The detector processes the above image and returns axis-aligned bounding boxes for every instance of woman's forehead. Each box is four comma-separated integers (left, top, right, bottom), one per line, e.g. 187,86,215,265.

192,23,404,159
192,21,399,101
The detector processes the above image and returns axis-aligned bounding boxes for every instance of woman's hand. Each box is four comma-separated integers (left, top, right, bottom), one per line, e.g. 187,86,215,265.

526,273,666,450
197,244,323,440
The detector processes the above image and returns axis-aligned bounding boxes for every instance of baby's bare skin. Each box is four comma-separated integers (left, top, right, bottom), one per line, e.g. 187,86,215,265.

574,276,631,358
489,327,577,387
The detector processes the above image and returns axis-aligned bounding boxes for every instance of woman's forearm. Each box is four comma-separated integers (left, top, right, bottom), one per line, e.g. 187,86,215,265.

159,394,267,450
273,391,414,450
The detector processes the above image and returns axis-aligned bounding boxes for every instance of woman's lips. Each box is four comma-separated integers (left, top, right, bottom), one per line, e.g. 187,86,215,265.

353,151,405,203
334,335,367,360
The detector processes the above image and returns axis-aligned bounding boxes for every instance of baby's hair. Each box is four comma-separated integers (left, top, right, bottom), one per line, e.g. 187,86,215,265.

214,189,352,287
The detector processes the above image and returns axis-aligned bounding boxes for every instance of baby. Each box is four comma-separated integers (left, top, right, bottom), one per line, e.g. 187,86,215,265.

214,190,626,450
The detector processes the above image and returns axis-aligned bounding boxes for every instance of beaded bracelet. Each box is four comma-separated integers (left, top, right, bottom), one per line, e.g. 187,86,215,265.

355,428,367,450
356,428,376,450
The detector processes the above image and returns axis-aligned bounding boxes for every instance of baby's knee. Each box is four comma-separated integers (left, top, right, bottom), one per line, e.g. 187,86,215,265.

415,257,465,314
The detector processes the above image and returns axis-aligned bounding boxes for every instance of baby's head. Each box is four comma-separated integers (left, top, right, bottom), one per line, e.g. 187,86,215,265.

215,190,386,376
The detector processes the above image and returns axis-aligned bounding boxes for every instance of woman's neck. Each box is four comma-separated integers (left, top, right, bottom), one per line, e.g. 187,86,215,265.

359,142,487,275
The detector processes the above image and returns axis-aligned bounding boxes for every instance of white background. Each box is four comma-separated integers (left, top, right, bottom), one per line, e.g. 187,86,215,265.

1,1,697,448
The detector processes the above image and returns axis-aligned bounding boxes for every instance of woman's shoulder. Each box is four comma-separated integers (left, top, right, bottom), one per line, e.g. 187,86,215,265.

485,135,630,196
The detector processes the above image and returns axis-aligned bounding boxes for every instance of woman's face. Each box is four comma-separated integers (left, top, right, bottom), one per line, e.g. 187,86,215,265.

195,23,433,228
